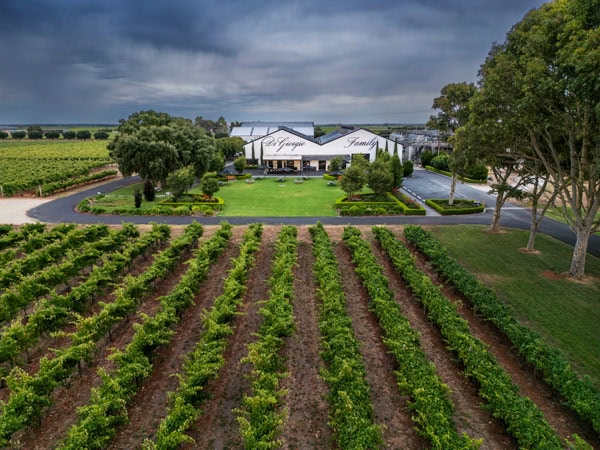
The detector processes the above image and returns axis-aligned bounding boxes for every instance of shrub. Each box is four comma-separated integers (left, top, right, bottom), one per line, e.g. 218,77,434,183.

465,163,488,181
10,131,26,139
431,153,450,171
425,198,484,215
403,160,414,177
134,189,142,208
0,131,8,139
44,130,60,139
62,131,76,139
28,130,43,139
420,149,434,166
76,130,91,139
143,180,156,202
93,131,110,140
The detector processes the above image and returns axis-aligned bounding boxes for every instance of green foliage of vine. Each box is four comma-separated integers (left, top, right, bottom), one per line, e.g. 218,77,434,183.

374,226,565,449
343,226,479,449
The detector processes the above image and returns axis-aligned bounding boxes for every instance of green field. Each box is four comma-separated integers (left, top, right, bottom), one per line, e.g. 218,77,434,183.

429,224,600,388
106,176,348,216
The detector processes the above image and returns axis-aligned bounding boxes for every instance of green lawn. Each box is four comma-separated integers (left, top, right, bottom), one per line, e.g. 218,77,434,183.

544,204,600,235
107,176,347,216
429,224,600,388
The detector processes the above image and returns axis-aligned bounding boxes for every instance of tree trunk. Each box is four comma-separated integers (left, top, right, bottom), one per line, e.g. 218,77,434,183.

527,200,539,251
449,172,457,206
526,218,538,251
489,192,505,233
569,229,591,278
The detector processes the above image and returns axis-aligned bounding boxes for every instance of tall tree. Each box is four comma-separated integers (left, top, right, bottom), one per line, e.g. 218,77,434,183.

427,82,477,205
474,0,600,277
367,160,394,197
391,142,403,189
340,164,366,200
109,110,217,186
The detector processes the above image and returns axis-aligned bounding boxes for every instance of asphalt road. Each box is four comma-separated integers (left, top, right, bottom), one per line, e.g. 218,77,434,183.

27,169,600,257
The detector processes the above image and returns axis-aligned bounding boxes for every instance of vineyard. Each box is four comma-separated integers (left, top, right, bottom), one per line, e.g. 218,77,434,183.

0,222,598,449
0,140,115,196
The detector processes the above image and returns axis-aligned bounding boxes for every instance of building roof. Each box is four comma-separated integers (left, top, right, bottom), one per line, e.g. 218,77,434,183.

231,121,315,139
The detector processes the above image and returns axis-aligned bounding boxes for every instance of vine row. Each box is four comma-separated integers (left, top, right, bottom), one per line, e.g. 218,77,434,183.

0,222,203,447
343,226,479,449
0,223,46,252
146,223,263,449
373,226,565,449
236,225,297,448
0,224,111,291
0,224,136,324
58,221,233,449
0,223,170,366
308,222,383,449
0,224,76,270
403,224,600,436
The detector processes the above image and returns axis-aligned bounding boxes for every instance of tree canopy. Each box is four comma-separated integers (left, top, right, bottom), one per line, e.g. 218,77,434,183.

460,0,600,277
108,110,218,186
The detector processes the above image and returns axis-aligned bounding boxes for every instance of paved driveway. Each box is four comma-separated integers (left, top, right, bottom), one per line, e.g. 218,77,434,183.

5,170,599,258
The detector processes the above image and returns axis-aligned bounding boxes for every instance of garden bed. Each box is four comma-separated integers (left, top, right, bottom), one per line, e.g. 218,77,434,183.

336,192,426,216
425,198,485,215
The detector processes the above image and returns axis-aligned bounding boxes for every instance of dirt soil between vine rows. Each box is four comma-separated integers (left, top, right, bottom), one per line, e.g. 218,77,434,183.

2,224,598,449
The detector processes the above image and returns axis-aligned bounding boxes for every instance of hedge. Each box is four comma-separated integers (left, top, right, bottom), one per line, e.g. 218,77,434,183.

425,199,485,215
336,192,426,216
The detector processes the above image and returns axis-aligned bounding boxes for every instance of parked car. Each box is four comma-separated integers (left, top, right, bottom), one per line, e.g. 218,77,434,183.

302,165,317,171
328,170,345,177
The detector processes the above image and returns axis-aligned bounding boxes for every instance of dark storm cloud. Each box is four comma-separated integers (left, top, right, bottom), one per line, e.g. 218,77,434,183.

0,0,548,124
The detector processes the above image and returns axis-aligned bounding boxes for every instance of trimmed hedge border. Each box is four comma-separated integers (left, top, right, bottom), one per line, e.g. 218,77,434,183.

336,192,426,216
425,198,485,215
78,196,224,216
403,225,600,436
425,166,488,184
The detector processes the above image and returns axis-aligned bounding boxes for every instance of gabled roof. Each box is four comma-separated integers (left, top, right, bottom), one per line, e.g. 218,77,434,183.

244,126,319,145
231,121,315,139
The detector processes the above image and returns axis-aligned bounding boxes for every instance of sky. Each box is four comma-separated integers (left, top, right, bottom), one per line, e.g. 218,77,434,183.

0,0,548,125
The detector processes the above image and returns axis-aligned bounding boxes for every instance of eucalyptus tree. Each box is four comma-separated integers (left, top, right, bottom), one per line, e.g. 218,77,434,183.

455,50,530,233
427,82,477,205
474,0,600,277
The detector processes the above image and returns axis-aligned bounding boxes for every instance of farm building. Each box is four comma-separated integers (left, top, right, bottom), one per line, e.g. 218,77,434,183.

231,121,314,142
242,126,403,172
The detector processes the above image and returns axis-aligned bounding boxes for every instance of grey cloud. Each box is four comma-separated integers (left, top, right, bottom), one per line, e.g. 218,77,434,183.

0,0,548,124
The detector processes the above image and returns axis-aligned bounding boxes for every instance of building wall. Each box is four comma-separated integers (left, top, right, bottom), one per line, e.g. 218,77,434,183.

244,128,402,170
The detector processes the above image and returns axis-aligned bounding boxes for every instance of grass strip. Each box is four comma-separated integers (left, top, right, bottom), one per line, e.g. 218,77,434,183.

235,225,297,448
309,222,383,449
343,226,479,449
145,223,263,449
403,224,600,435
374,226,566,449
